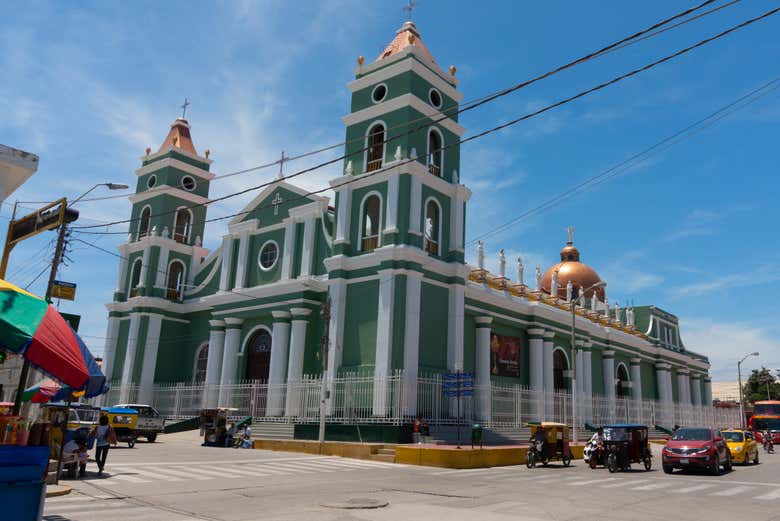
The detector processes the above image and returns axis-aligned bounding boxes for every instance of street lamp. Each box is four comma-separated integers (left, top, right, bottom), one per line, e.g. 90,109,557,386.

737,352,760,429
570,280,606,446
70,182,129,205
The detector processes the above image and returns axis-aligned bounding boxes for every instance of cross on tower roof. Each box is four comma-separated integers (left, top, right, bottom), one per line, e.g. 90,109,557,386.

180,98,190,118
403,0,418,21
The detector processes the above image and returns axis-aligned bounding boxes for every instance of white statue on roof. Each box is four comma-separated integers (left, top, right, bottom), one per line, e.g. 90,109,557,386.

535,265,542,290
517,256,524,285
498,249,506,279
551,269,559,297
614,301,621,324
566,280,573,302
477,240,484,271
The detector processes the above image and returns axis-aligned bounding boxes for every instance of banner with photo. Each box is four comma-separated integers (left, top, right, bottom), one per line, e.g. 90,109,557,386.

490,333,521,377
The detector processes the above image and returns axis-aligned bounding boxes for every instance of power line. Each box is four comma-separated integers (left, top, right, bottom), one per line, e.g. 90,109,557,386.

68,2,747,230
72,5,780,233
466,74,780,246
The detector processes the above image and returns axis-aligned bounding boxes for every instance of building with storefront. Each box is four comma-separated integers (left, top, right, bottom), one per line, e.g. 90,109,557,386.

103,21,715,428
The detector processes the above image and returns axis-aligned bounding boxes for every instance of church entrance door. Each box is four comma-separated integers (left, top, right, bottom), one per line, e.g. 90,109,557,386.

245,329,272,382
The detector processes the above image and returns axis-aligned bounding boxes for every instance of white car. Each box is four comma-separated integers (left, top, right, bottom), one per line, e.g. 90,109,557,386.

114,403,165,442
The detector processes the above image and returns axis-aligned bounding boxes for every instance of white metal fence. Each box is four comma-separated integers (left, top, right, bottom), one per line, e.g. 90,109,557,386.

100,371,740,430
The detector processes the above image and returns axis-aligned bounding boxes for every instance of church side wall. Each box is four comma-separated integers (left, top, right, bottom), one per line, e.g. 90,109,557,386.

641,361,657,400
341,280,379,374
246,229,285,286
419,281,448,374
391,274,407,371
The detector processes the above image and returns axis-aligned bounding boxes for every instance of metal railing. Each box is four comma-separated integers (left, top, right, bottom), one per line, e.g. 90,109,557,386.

101,373,741,430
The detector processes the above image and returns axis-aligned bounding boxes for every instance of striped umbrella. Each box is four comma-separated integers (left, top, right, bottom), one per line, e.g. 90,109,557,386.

0,278,90,388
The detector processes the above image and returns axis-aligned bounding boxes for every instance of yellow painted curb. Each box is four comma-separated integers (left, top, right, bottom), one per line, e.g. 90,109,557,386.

46,485,72,498
395,444,585,469
252,439,386,461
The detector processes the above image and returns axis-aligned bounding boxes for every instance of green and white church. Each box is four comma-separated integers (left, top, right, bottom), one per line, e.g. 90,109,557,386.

103,21,714,427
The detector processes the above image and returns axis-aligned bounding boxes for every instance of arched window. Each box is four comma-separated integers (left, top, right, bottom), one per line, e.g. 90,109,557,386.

366,123,385,172
245,328,272,382
427,129,443,177
166,261,185,300
193,343,209,383
173,208,192,244
616,364,630,398
360,194,381,252
129,258,143,297
424,199,441,256
553,349,569,392
138,206,151,240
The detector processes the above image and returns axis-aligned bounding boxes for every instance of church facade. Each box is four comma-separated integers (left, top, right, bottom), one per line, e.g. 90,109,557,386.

103,21,713,426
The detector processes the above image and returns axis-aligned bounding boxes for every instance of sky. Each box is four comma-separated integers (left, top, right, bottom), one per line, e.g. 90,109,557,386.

1,0,779,382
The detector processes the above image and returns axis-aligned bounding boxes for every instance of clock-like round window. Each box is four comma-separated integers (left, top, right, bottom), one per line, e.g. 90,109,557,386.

372,84,387,103
429,88,443,109
258,240,279,271
147,175,157,189
181,175,196,191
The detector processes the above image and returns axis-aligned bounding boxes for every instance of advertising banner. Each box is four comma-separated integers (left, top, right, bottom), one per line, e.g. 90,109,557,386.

490,334,521,377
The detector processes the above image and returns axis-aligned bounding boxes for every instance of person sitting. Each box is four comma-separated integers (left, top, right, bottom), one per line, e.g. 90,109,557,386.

62,437,89,478
531,427,547,454
225,422,236,448
241,424,252,449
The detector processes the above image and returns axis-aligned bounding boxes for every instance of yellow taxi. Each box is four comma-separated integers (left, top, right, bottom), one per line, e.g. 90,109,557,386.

722,429,759,465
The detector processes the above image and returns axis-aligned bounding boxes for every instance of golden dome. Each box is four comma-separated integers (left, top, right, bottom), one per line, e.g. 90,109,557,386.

541,240,604,299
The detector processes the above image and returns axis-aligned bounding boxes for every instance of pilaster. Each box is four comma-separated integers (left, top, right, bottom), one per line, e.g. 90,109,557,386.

138,314,163,404
285,308,312,416
217,318,244,405
373,270,396,416
203,319,226,408
630,358,643,402
475,317,493,422
119,313,142,403
402,272,422,417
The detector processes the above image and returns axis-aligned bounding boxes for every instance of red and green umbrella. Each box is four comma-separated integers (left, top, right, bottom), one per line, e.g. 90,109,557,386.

0,278,90,388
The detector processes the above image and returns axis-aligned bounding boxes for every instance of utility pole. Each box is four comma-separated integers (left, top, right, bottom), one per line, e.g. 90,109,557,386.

318,296,331,447
12,222,69,414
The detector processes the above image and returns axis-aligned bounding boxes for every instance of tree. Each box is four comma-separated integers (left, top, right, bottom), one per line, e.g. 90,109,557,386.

743,367,780,404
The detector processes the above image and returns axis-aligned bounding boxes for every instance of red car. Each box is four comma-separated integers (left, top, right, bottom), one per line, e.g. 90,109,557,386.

662,427,732,475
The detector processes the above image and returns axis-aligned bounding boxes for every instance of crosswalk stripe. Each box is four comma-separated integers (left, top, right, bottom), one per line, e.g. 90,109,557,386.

111,473,150,483
568,478,617,486
180,466,247,479
213,465,273,477
711,486,750,497
239,464,296,475
631,482,674,491
277,460,345,472
754,488,780,500
601,479,649,488
261,462,318,474
124,466,212,481
127,468,184,481
671,484,716,494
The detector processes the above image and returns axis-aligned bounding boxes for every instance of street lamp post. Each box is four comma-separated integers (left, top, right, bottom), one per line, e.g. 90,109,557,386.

570,280,606,446
12,182,128,414
737,351,760,429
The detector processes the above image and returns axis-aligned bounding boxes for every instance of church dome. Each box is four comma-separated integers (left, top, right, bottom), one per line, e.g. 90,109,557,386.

541,234,605,299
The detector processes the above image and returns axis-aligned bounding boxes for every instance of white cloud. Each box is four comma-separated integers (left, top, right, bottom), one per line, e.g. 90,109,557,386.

670,264,780,298
681,318,780,381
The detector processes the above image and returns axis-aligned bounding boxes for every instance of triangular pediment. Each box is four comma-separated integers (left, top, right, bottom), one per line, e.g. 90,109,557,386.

229,180,328,226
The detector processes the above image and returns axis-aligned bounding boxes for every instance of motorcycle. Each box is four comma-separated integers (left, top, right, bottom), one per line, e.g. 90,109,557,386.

586,441,606,469
525,439,548,468
764,438,774,454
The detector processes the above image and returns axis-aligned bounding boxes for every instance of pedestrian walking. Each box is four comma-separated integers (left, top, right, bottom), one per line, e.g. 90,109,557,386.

90,414,117,475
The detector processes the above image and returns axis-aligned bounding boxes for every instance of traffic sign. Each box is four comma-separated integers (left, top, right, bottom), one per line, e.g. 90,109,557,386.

52,280,76,301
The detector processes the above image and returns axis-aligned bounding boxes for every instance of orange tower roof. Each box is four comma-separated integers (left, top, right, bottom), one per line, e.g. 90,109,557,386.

159,118,197,155
377,21,437,64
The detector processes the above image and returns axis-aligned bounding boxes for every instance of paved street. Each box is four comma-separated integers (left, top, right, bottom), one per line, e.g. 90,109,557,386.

48,432,780,521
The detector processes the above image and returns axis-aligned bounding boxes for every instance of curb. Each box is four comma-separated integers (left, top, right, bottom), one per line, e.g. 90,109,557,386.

46,485,72,498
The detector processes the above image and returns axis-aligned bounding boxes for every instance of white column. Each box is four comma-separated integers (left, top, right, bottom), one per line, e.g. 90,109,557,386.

114,249,128,294
583,345,593,422
118,313,142,403
138,314,163,404
574,340,584,422
334,187,352,244
402,273,422,417
528,329,545,420
373,271,396,416
234,231,250,289
101,317,120,384
265,311,291,416
703,378,712,405
218,235,234,291
630,358,643,402
475,317,493,423
326,281,347,412
281,221,296,280
154,246,170,288
691,375,701,406
218,318,244,406
203,320,226,408
299,218,315,277
408,176,422,235
451,197,464,252
543,332,555,419
137,246,152,288
447,285,465,371
385,175,399,233
285,309,311,416
603,350,615,421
